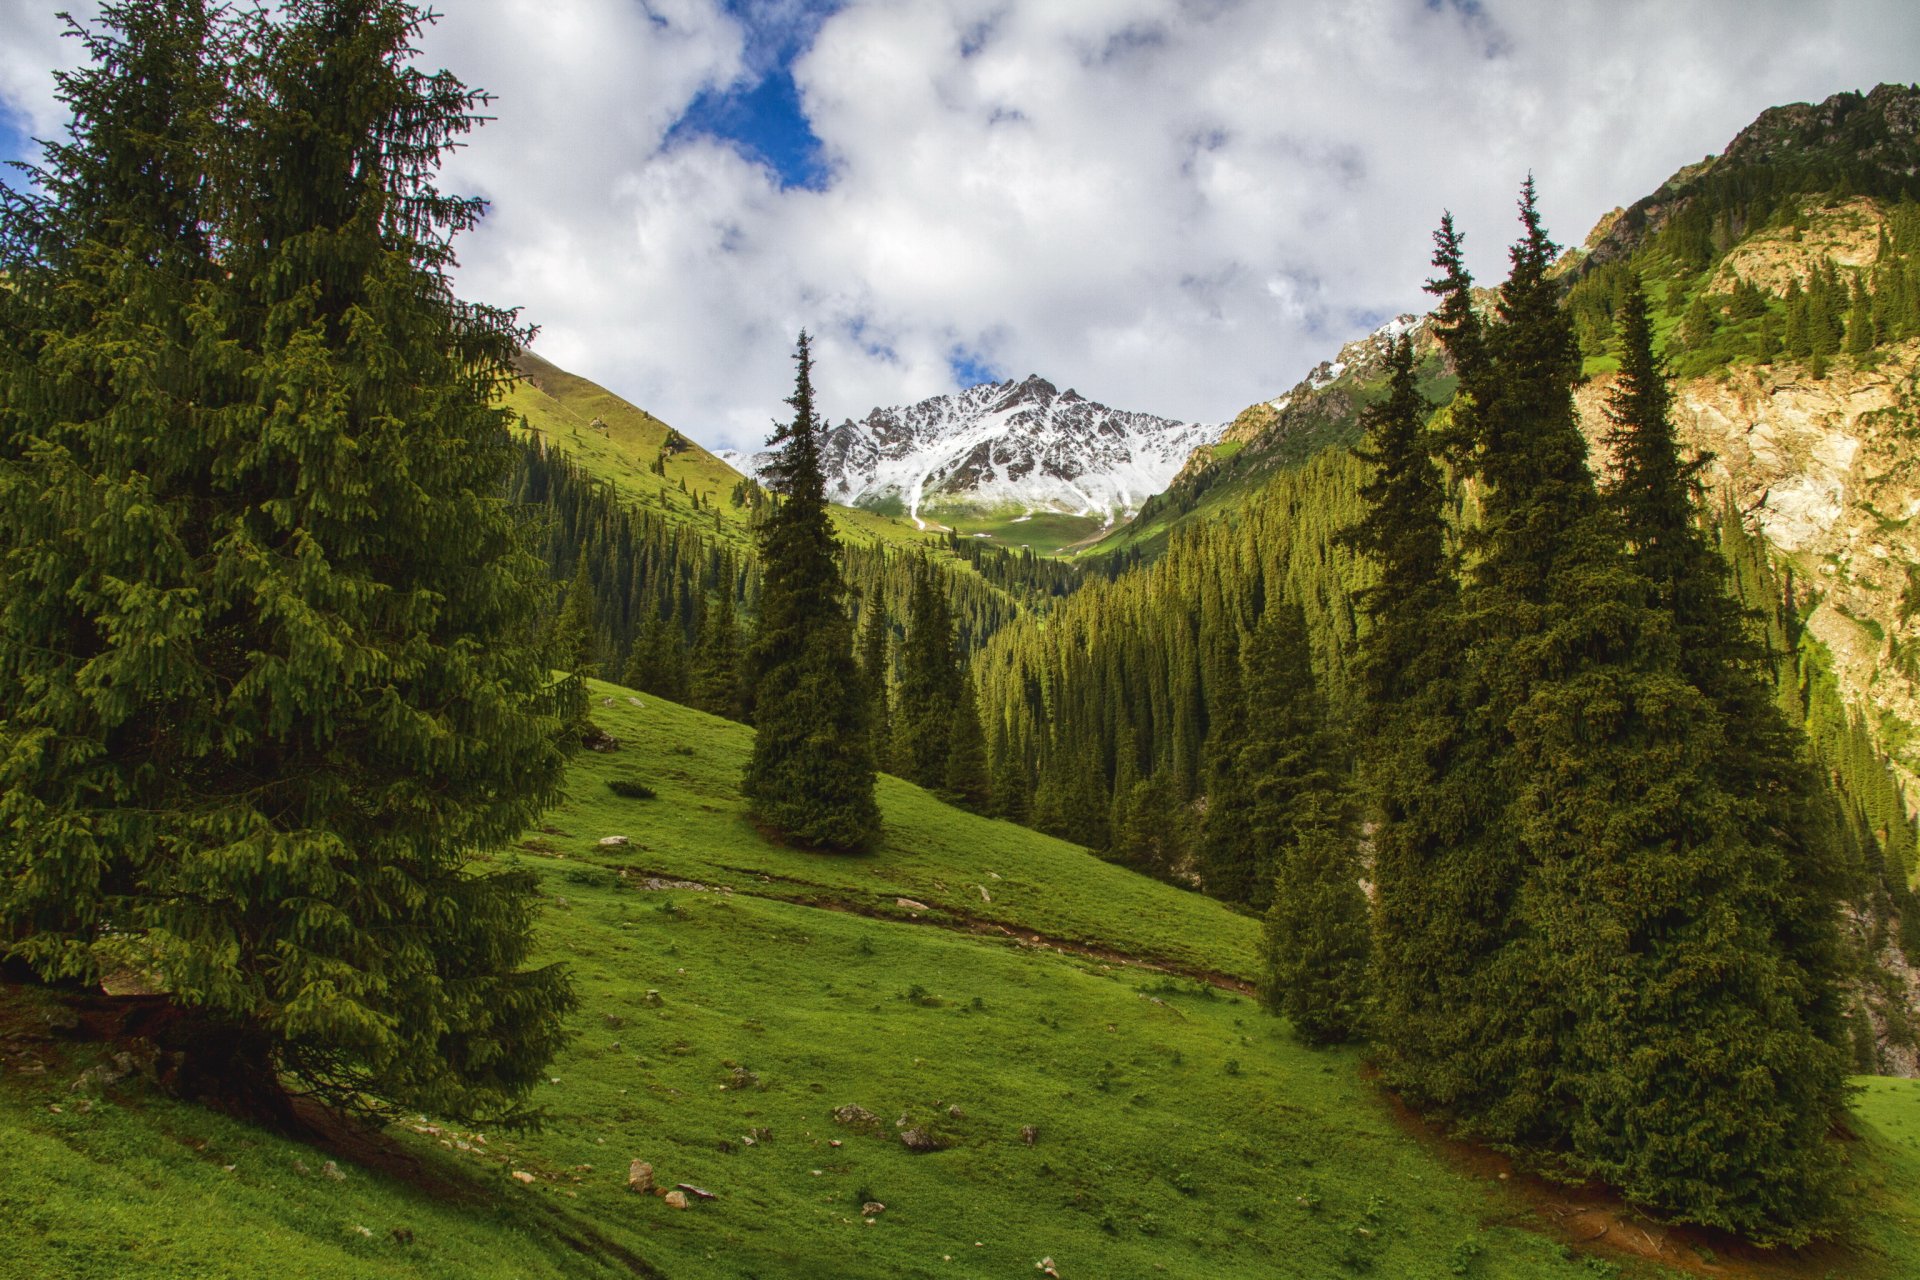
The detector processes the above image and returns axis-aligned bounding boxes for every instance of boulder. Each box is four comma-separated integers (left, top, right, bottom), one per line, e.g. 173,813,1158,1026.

862,1201,886,1217
1021,1124,1039,1146
643,989,664,1007
832,1104,883,1133
598,835,631,847
899,1127,946,1154
663,1190,689,1210
627,1160,654,1194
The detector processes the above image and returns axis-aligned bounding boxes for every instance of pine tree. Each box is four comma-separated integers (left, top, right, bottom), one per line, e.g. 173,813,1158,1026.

689,581,745,721
741,333,880,851
0,0,578,1125
1595,274,1848,1237
555,554,601,677
943,672,991,812
896,560,959,789
856,591,893,771
1261,787,1368,1046
1844,273,1874,356
1238,603,1338,913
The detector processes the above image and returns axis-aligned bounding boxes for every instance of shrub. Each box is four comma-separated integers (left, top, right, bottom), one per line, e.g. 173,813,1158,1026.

607,778,657,800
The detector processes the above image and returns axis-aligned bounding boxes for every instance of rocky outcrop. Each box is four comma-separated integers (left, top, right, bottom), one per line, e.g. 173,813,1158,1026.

1574,340,1920,788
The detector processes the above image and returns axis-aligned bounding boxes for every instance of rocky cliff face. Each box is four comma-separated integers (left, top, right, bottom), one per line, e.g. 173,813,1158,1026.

728,375,1221,526
1577,342,1920,788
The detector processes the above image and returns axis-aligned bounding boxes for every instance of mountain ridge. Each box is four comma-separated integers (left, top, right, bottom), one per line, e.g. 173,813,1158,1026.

724,373,1223,529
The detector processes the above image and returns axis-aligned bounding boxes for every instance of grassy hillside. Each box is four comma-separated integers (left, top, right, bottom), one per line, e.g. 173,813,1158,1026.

505,351,960,558
8,682,1920,1278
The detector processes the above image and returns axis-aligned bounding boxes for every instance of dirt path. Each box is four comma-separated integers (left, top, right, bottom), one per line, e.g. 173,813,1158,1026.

598,857,1257,995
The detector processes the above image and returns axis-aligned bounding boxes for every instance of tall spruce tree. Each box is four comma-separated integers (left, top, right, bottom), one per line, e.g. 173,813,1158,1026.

1385,186,1846,1240
0,0,578,1124
856,588,893,771
1261,788,1368,1046
896,560,960,789
1237,603,1342,912
1246,603,1367,1043
1341,328,1478,1079
943,671,991,812
742,334,880,851
689,578,745,722
1594,275,1848,1237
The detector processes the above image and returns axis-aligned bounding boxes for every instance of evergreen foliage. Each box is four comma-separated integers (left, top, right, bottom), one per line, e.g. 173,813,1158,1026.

1357,189,1848,1241
741,334,880,851
0,0,578,1124
897,561,961,790
1261,789,1368,1046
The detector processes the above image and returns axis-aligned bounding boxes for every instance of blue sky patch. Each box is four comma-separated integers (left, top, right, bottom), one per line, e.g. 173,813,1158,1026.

0,104,40,193
948,348,1003,388
665,0,842,192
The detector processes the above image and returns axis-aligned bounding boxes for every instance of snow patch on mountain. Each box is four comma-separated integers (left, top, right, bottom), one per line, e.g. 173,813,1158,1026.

730,374,1224,526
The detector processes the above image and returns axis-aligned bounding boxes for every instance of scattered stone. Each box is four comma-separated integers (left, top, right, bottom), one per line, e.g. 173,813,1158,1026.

580,726,620,752
626,697,644,707
390,1228,415,1245
598,836,631,847
511,1170,536,1184
627,1160,654,1194
601,697,616,707
1036,1257,1060,1277
828,1139,842,1148
322,1160,347,1182
946,1105,965,1120
895,898,930,911
293,1159,310,1175
832,1104,883,1133
977,885,992,903
663,1190,690,1210
676,1183,717,1201
1021,1125,1039,1147
748,1126,773,1143
899,1127,946,1154
862,1201,886,1217
351,1225,373,1239
728,1066,761,1090
603,1013,626,1029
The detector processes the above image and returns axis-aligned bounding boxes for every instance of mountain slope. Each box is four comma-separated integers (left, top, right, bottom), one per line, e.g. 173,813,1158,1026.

1093,85,1920,788
14,680,1920,1278
726,375,1223,550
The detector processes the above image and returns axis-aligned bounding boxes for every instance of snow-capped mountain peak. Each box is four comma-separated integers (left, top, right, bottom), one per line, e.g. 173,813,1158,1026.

730,376,1224,528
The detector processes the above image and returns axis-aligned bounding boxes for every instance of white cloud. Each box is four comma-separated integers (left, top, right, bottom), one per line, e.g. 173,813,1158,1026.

3,0,1918,452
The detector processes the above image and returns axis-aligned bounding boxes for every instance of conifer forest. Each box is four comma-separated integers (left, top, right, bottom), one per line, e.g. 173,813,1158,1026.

2,3,1919,1277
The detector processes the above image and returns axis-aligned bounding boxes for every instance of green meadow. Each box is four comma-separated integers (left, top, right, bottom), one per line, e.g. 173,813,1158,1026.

6,683,1920,1279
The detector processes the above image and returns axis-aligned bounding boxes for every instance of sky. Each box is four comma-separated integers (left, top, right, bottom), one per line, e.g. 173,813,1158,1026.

2,0,1918,452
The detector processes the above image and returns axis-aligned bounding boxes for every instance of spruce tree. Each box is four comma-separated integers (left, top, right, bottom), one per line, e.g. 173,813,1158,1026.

555,554,601,677
856,590,893,771
689,580,745,721
896,560,959,789
1595,275,1848,1237
0,0,578,1124
1238,603,1338,913
1195,628,1255,901
1261,788,1368,1046
742,334,880,851
943,671,992,812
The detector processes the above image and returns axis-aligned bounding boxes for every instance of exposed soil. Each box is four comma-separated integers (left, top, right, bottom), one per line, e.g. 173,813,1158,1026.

1372,1081,1879,1280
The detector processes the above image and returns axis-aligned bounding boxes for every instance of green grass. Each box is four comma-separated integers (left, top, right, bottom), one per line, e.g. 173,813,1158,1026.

931,508,1113,557
7,682,1920,1278
504,352,969,559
